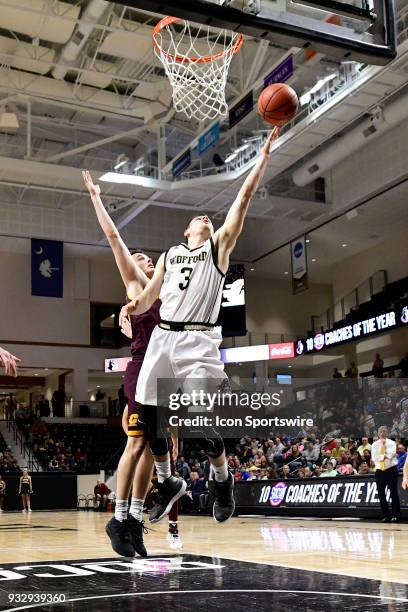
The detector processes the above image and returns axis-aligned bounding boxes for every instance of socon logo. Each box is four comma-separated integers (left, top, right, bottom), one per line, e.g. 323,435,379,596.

269,482,287,507
313,333,325,350
294,242,303,258
296,340,304,355
401,306,408,324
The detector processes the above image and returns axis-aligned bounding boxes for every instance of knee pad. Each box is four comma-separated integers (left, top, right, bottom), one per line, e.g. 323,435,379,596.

149,437,169,457
199,431,225,459
138,405,168,456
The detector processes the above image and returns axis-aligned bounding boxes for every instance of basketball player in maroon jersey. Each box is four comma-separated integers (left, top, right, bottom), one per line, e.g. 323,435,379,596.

82,171,182,555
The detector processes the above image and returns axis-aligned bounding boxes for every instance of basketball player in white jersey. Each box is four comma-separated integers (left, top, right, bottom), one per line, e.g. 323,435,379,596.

120,127,280,523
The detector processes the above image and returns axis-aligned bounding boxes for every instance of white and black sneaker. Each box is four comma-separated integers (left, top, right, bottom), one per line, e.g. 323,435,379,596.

149,476,187,524
213,472,235,523
166,532,183,550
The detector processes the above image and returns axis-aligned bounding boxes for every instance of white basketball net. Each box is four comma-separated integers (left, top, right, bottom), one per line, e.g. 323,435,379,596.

153,17,243,122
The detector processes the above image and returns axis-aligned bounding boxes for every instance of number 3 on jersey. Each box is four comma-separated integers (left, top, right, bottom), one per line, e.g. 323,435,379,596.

179,266,193,290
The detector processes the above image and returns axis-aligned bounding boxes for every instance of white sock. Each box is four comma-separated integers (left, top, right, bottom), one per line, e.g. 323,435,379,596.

156,457,171,483
129,497,144,522
115,499,128,522
213,462,228,483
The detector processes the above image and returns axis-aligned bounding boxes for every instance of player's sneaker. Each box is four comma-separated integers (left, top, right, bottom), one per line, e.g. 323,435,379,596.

127,515,148,557
149,476,187,524
105,517,135,557
213,471,235,523
166,532,183,550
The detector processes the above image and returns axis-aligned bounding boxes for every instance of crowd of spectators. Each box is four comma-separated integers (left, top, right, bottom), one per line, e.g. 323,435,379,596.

0,434,19,473
20,419,88,472
176,433,407,486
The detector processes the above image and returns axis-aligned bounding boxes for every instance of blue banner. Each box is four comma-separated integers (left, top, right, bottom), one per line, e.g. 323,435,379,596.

264,55,294,88
31,239,63,298
229,91,254,128
172,149,191,177
198,122,220,155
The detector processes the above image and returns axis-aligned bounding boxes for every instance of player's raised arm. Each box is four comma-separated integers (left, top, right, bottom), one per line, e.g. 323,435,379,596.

214,127,280,254
0,346,20,377
82,170,148,297
119,252,166,326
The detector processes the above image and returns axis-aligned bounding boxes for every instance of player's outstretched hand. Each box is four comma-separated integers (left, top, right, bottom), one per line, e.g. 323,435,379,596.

0,346,20,377
120,316,133,339
119,298,140,329
82,170,101,198
403,478,408,490
262,126,280,157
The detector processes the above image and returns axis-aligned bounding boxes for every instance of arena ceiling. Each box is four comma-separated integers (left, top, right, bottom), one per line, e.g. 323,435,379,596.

0,0,407,272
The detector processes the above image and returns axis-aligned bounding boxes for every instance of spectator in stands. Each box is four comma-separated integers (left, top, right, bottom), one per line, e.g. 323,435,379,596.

351,451,362,472
320,458,337,477
94,480,110,511
190,474,206,510
95,388,105,401
357,437,371,457
358,461,370,475
37,395,50,418
52,386,66,417
397,443,407,471
0,475,6,511
280,464,292,479
4,394,16,420
345,362,358,378
177,456,191,481
49,456,59,471
118,384,126,414
302,441,320,466
332,368,342,379
398,353,408,379
372,353,384,378
331,439,346,460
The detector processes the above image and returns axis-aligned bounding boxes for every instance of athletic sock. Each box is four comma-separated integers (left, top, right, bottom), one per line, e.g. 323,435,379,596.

129,497,144,522
169,521,178,535
156,457,171,483
213,461,228,483
115,499,128,522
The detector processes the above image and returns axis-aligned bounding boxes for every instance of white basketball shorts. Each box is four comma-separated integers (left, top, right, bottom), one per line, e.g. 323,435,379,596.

135,325,227,406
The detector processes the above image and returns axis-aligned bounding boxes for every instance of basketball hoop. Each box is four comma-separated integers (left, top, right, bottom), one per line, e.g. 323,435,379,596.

152,16,244,121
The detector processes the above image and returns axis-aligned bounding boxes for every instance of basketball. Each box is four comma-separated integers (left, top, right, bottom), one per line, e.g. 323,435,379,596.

258,83,299,126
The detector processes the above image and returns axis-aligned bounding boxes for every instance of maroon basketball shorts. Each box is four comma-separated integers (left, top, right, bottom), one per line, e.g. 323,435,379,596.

124,358,144,437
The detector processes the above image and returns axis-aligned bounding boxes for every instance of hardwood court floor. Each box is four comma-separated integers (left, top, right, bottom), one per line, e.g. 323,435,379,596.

0,511,407,584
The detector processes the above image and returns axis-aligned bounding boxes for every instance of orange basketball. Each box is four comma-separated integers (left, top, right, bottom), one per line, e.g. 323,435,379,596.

258,83,299,127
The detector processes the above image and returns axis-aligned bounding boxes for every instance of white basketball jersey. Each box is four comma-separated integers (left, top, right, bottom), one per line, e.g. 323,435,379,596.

159,238,225,324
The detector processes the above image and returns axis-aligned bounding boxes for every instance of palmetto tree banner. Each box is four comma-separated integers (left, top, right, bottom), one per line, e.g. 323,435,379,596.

31,238,63,298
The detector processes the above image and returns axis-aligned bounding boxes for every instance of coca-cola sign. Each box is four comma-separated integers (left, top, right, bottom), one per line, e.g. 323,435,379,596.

269,342,295,360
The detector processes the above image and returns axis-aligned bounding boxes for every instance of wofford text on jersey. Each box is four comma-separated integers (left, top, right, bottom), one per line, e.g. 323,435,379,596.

169,252,207,265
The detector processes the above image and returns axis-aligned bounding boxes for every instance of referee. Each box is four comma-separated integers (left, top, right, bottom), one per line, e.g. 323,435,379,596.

372,426,401,523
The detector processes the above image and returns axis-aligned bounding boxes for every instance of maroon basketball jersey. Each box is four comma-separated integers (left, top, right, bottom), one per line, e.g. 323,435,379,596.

129,298,161,357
